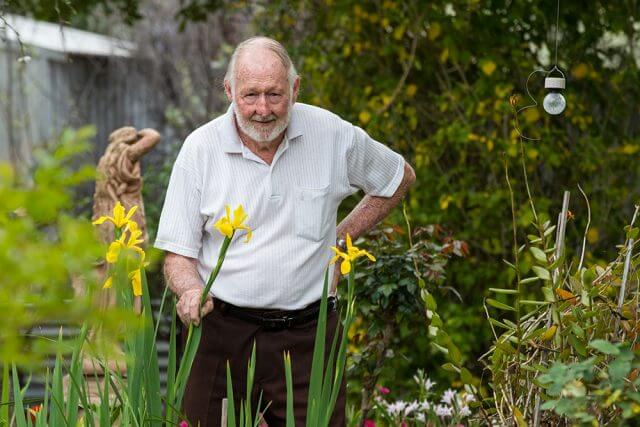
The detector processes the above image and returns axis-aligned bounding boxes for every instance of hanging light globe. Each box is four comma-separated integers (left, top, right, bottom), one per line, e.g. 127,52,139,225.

543,76,566,115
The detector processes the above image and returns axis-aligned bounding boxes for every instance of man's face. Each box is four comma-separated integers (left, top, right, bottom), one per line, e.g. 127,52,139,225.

226,49,299,145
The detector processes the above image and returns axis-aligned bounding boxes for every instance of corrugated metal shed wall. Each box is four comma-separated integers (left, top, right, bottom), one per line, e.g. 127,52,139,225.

0,41,163,167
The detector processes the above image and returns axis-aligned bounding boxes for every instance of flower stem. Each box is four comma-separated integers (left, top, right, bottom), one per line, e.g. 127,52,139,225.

200,235,232,307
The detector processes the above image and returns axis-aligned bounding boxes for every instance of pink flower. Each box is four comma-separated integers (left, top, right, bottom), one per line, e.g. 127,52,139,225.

363,420,376,427
400,422,408,427
377,386,390,395
178,421,188,427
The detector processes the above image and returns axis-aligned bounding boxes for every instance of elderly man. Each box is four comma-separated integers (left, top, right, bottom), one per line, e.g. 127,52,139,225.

155,37,415,426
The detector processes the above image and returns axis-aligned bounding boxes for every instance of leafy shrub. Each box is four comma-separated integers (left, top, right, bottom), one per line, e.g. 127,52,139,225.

344,222,468,420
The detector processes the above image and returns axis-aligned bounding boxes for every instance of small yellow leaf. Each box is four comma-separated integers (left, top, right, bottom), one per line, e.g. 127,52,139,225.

480,60,497,76
439,195,453,210
405,84,418,97
494,84,513,98
439,48,449,63
524,108,540,124
620,144,639,155
427,22,441,41
555,288,578,305
513,406,528,427
541,325,558,341
393,25,405,40
359,111,371,125
587,227,599,244
571,63,589,79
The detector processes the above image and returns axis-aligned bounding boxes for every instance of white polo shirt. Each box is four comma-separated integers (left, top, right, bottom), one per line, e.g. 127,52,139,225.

154,103,405,309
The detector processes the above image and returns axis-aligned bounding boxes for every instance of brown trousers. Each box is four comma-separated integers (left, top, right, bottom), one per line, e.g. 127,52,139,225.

182,303,346,427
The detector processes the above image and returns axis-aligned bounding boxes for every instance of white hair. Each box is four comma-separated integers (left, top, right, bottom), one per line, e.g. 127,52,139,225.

224,37,299,95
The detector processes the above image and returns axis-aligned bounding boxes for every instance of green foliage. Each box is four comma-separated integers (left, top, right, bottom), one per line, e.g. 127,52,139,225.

247,0,640,379
344,223,469,418
538,341,640,423
482,131,640,424
2,0,142,25
0,127,106,367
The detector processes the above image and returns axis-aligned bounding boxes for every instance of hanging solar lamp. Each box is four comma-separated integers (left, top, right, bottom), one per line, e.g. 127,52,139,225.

543,66,566,115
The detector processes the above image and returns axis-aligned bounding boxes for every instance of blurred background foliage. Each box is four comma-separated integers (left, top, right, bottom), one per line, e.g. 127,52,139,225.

0,127,137,368
246,0,640,391
3,0,640,414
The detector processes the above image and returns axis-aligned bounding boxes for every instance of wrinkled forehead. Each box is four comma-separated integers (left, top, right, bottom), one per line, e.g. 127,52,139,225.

234,48,289,88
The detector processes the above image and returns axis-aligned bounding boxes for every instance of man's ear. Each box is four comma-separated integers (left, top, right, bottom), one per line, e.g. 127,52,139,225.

224,80,233,102
292,76,301,103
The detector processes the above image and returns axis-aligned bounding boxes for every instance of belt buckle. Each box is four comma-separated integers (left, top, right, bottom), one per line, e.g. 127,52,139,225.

264,315,294,330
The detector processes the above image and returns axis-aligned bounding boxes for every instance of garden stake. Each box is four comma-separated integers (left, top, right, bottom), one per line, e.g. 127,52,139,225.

221,398,227,427
576,184,592,272
611,205,639,338
533,190,569,427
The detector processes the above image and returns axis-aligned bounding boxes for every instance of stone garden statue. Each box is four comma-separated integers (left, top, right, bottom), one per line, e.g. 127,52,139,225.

92,126,161,244
66,126,160,414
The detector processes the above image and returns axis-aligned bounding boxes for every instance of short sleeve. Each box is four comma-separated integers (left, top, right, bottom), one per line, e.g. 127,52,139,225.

346,125,405,197
154,161,204,258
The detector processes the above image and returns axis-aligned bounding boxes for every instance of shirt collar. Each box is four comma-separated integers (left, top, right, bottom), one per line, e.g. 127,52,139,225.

220,104,243,153
219,103,303,154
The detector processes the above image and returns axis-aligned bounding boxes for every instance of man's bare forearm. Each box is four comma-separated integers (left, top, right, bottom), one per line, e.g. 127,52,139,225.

163,252,204,297
337,161,416,241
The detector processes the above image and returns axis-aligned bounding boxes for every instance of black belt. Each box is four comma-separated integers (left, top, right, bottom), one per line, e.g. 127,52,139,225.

214,297,337,330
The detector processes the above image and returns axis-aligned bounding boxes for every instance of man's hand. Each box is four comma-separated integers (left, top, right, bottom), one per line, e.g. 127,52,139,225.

176,287,214,326
163,252,212,326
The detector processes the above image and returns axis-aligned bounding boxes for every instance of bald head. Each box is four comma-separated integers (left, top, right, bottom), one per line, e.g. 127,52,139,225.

224,37,299,96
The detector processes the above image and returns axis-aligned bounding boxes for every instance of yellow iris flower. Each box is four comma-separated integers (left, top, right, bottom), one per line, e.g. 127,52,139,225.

92,201,138,229
105,222,145,264
101,220,146,296
214,204,252,242
128,268,143,296
330,233,376,275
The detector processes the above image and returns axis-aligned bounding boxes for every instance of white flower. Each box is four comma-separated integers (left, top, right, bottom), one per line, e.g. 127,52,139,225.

459,405,472,417
441,388,457,405
464,393,476,403
404,400,420,416
424,378,436,391
419,400,431,411
416,412,426,423
435,404,453,417
386,400,407,416
413,374,436,392
444,3,456,16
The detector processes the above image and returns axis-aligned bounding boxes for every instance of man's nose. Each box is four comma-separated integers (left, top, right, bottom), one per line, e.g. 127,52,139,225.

255,94,270,116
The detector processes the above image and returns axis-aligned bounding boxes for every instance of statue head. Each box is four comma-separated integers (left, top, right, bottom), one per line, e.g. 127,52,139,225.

108,127,138,145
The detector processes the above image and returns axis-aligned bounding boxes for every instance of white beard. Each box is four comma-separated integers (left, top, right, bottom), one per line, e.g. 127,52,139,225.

233,101,292,145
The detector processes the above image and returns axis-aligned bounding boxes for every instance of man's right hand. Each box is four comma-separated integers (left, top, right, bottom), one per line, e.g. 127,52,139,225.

176,287,214,327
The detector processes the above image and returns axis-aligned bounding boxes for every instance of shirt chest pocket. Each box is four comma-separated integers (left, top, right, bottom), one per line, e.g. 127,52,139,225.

294,184,330,242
